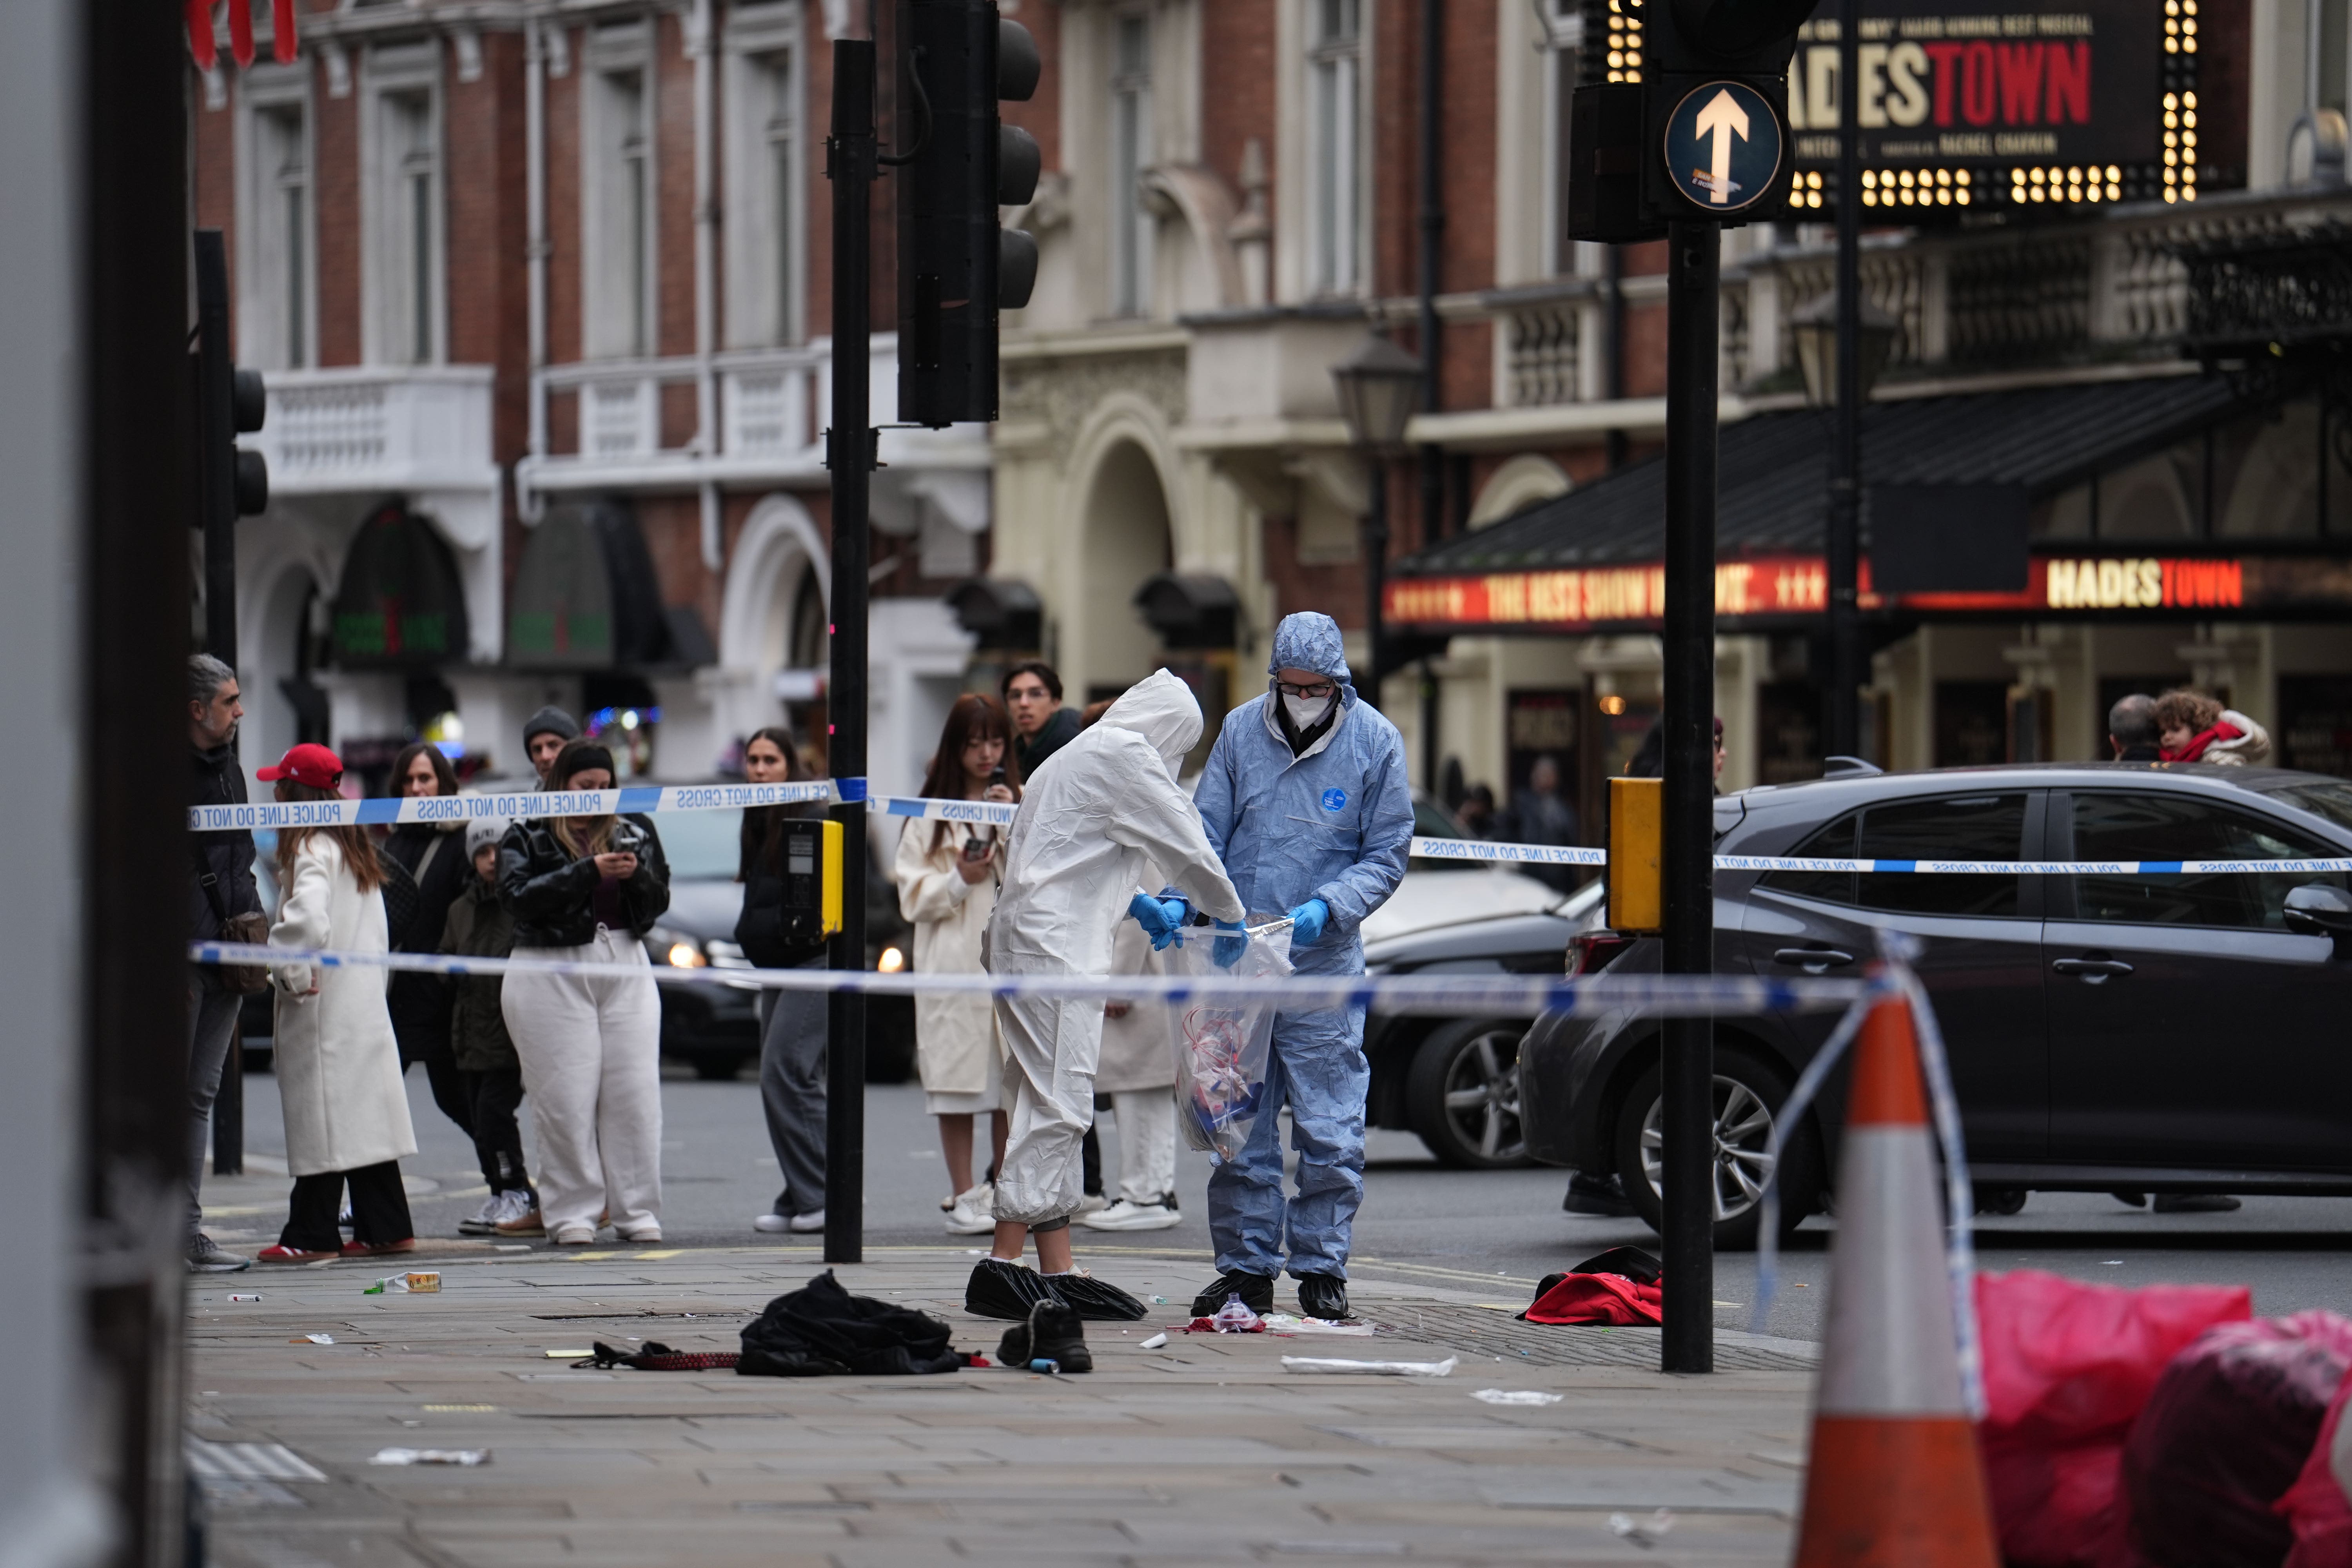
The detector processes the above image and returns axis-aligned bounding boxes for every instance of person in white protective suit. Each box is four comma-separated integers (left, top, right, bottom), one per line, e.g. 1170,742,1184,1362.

965,668,1245,1323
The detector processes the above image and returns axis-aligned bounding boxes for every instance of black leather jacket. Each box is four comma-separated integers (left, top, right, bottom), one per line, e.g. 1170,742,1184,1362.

497,815,671,948
189,740,261,941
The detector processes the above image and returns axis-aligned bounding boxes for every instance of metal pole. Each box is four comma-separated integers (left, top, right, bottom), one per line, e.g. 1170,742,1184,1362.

1363,455,1388,695
194,229,246,1178
823,38,875,1267
1825,0,1863,759
1660,220,1719,1376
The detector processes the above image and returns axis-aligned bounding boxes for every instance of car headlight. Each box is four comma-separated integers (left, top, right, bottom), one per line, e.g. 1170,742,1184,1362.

877,946,906,973
648,927,706,968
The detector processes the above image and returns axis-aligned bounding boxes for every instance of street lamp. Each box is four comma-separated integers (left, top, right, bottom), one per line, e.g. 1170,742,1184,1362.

1788,289,1899,408
1331,332,1424,695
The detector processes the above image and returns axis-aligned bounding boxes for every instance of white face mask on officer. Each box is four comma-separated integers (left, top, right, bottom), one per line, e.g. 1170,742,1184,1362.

1281,690,1336,731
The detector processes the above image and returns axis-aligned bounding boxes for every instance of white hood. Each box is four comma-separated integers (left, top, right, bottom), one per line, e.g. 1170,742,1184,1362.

1099,668,1203,771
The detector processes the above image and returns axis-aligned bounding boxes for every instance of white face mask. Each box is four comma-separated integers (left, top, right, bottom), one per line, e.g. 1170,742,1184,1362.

1282,690,1337,732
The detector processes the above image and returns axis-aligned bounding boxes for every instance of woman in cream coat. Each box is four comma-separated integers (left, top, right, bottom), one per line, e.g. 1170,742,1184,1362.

895,694,1020,1233
251,744,418,1263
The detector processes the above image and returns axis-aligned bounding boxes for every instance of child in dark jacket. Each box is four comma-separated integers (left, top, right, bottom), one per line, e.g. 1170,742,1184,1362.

441,819,537,1236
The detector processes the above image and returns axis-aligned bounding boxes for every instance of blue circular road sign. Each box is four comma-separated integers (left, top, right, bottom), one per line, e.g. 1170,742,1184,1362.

1661,80,1783,215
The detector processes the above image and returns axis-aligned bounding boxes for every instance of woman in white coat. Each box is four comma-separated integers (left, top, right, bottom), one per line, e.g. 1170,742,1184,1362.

251,745,419,1263
895,694,1020,1232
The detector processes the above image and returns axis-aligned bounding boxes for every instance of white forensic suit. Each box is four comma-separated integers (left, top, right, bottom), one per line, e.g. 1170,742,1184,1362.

984,669,1244,1226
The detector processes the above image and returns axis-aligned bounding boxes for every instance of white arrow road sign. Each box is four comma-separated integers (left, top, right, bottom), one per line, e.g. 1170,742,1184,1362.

1692,88,1752,207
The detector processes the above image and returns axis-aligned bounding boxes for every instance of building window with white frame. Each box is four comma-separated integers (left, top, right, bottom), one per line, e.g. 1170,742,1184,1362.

1307,0,1363,295
585,56,657,359
1540,0,1580,276
724,24,800,349
240,89,313,369
1109,12,1152,316
379,90,440,365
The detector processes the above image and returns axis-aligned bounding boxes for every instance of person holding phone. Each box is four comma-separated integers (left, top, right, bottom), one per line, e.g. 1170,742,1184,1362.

737,726,831,1235
497,738,672,1247
893,694,1022,1232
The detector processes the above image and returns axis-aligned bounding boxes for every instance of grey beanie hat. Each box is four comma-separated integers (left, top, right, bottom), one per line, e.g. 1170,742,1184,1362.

466,818,509,859
522,705,580,746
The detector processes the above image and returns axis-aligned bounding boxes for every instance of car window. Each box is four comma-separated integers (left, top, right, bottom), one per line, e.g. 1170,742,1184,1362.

654,807,745,880
2263,779,2352,836
1759,793,2026,918
2071,793,2346,931
1856,794,2025,918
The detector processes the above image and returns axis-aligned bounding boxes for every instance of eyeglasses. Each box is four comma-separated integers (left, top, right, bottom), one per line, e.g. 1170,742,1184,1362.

1276,681,1336,700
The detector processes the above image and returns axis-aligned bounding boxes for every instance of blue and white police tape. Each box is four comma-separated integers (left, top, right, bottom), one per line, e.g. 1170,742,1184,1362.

189,940,1866,1018
189,780,837,833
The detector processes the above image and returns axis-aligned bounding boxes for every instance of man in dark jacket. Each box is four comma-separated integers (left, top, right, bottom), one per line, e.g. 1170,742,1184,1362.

1002,662,1082,779
187,654,261,1273
523,705,581,784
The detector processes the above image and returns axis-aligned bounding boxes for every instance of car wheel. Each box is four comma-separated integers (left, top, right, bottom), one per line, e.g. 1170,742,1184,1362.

1407,1018,1534,1169
1611,1047,1818,1251
693,1054,749,1082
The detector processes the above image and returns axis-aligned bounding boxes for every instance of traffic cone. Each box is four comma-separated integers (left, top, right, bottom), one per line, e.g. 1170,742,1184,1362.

1792,995,1999,1568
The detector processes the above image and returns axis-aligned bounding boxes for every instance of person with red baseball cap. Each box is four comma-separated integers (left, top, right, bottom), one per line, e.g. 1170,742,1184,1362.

251,744,419,1263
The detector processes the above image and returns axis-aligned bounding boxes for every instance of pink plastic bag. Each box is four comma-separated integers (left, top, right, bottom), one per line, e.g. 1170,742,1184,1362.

2278,1367,2352,1568
2124,1312,2352,1568
1975,1270,2251,1568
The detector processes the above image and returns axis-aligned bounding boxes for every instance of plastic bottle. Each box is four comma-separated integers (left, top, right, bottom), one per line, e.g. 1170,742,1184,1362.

1214,1292,1260,1333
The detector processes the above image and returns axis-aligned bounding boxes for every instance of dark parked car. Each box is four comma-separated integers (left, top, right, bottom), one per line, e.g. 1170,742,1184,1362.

643,804,915,1082
1519,763,2352,1247
1359,798,1604,1168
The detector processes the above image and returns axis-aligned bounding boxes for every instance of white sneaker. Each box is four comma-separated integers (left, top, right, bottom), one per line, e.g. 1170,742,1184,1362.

1080,1198,1183,1232
788,1209,826,1234
457,1194,503,1236
753,1213,791,1234
944,1183,996,1235
1076,1192,1109,1216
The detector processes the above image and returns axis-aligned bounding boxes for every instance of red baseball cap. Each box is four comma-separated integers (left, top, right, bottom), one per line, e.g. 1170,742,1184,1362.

256,743,344,790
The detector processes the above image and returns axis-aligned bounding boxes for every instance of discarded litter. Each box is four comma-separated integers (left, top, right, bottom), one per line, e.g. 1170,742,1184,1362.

1262,1313,1375,1337
1150,1296,1169,1305
290,1334,334,1345
1610,1508,1674,1545
1213,1294,1265,1333
227,1294,261,1303
543,1349,593,1358
370,1448,490,1467
1138,1332,1169,1350
492,1244,531,1253
1473,1389,1564,1406
1282,1355,1457,1377
363,1272,441,1295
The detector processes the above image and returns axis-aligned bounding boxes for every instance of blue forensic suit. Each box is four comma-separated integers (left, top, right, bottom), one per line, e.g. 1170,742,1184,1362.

1188,613,1412,1281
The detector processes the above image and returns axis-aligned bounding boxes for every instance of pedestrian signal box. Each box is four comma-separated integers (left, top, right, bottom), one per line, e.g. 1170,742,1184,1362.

1607,777,1664,933
781,819,846,944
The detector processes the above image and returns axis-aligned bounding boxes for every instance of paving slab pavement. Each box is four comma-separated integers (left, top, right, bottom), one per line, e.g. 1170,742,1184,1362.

189,1243,1818,1567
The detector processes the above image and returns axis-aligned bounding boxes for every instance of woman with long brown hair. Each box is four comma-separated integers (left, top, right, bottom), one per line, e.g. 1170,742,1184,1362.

252,744,418,1263
379,741,478,1190
893,693,1020,1232
498,737,673,1245
735,726,830,1235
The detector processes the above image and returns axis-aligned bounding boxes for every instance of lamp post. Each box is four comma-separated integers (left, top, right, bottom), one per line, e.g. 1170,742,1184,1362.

1789,286,1896,764
1332,332,1425,697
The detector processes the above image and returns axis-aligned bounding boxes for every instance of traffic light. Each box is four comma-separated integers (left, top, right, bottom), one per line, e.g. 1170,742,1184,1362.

896,0,1042,428
1567,0,1813,239
192,229,269,529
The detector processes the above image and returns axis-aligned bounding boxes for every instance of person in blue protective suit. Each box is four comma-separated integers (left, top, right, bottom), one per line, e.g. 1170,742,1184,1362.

1149,612,1412,1323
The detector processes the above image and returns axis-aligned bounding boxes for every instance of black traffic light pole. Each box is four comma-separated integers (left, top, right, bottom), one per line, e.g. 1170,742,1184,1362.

1659,220,1719,1376
1824,0,1864,758
195,228,248,1178
824,38,876,1267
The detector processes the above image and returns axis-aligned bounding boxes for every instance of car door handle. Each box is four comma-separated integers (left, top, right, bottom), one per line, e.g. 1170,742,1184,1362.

2053,957,2136,982
1772,947,1855,972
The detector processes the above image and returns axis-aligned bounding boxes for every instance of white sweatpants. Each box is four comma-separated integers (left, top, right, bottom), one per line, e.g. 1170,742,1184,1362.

501,927,663,1239
989,953,1103,1227
1110,1089,1178,1204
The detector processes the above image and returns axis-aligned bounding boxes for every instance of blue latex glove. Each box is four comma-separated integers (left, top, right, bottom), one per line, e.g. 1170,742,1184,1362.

1287,898,1331,947
1212,918,1247,969
1127,893,1187,950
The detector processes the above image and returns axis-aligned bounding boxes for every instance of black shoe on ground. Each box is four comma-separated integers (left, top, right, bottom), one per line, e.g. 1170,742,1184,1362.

997,1299,1092,1374
1296,1274,1352,1321
1046,1269,1149,1321
2153,1192,2241,1214
2111,1190,2148,1208
1189,1269,1275,1318
965,1257,1062,1321
1562,1171,1636,1218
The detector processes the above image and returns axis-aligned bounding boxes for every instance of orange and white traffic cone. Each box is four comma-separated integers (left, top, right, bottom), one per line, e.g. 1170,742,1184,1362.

1792,995,1999,1568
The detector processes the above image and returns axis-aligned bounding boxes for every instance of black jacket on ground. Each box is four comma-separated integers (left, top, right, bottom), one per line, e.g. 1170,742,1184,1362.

497,815,671,947
189,740,261,942
737,1269,962,1377
1013,706,1082,779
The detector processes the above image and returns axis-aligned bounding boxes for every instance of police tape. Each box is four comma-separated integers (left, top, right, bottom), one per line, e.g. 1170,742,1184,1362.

189,788,2352,876
188,940,1866,1018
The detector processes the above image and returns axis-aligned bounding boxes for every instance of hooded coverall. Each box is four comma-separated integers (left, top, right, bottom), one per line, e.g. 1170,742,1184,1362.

985,670,1245,1227
1191,613,1412,1281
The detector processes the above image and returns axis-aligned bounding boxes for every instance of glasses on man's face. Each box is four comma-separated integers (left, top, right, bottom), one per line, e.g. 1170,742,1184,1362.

1276,681,1336,700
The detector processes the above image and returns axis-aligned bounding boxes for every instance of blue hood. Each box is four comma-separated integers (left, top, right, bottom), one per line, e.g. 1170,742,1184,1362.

1268,612,1355,705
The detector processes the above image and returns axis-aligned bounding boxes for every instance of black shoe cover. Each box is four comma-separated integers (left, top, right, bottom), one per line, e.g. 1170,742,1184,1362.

1048,1271,1149,1322
1296,1273,1352,1321
965,1257,1061,1321
1189,1269,1275,1318
998,1299,1091,1373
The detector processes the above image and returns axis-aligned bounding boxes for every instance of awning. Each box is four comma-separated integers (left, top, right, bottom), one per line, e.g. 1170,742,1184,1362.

945,577,1043,651
507,499,702,670
330,501,471,669
1134,573,1240,650
1383,373,2352,634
